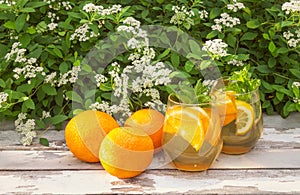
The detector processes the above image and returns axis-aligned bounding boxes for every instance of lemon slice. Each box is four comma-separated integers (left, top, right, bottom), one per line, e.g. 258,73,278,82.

235,100,254,135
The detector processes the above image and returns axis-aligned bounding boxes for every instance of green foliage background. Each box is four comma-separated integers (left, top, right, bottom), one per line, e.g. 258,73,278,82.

0,0,299,132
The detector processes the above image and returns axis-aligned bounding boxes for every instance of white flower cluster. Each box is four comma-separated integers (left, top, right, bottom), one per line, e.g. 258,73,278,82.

292,81,300,103
0,0,16,6
15,113,36,146
70,23,99,42
83,3,122,15
91,17,172,123
44,0,72,11
211,13,241,32
57,66,81,87
227,0,245,12
203,39,228,59
170,5,195,25
283,29,300,48
228,59,244,66
199,10,209,19
5,42,27,63
0,92,9,108
5,42,44,82
41,111,51,119
282,0,300,14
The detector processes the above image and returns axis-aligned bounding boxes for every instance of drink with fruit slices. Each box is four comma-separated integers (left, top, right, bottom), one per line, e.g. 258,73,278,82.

162,94,223,171
213,77,263,154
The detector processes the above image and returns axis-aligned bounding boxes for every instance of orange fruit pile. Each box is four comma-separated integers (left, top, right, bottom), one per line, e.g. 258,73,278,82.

65,108,164,179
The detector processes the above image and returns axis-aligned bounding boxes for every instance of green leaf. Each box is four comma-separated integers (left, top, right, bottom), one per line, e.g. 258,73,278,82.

290,69,300,79
53,47,63,58
268,58,276,68
19,34,31,47
59,62,69,74
184,61,194,72
49,115,68,125
4,21,15,30
272,85,293,97
20,7,35,12
246,20,260,29
171,52,180,67
15,14,26,32
206,31,218,39
0,79,5,88
209,8,221,19
66,91,83,103
24,98,35,110
42,83,57,95
227,33,237,48
189,39,201,54
39,138,49,146
268,41,276,53
240,32,258,41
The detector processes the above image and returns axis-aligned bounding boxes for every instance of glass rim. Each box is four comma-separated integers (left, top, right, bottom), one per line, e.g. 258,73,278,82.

168,93,215,107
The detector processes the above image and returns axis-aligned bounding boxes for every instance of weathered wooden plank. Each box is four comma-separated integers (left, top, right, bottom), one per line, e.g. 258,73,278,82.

1,148,300,171
1,127,300,150
0,169,299,194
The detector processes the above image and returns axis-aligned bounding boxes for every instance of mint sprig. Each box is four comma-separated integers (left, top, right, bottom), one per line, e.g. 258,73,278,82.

172,79,211,104
226,66,260,94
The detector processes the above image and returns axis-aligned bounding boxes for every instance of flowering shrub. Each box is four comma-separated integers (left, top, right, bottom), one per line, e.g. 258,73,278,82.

0,0,299,145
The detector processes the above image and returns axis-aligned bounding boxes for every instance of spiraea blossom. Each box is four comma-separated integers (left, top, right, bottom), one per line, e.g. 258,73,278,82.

211,13,241,32
170,5,195,26
203,39,229,59
292,81,300,103
283,29,300,48
70,23,99,42
282,0,300,14
228,59,245,67
90,17,172,123
0,92,9,109
57,66,81,87
227,0,245,12
15,113,37,146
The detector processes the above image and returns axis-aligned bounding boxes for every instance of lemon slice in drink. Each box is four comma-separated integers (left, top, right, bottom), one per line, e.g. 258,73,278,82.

164,106,207,151
235,100,254,135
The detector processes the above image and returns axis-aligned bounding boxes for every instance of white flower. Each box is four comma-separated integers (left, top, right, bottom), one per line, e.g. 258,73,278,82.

45,72,57,86
282,0,300,14
203,39,228,59
42,111,51,119
283,31,294,40
95,74,108,87
287,38,300,48
212,13,240,32
83,3,102,13
70,23,99,42
0,92,9,108
227,0,245,12
57,66,81,87
228,59,244,66
292,81,300,88
170,5,195,25
123,17,141,28
199,10,208,19
48,22,58,30
15,113,37,146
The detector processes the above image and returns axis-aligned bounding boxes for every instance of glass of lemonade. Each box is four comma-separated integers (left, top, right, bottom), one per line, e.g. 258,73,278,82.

212,78,263,154
162,94,223,171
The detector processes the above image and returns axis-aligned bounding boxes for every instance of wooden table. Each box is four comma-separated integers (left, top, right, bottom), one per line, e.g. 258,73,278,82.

1,113,300,194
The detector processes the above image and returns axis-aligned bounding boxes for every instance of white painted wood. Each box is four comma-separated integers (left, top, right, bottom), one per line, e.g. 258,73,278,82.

1,148,300,171
0,170,299,194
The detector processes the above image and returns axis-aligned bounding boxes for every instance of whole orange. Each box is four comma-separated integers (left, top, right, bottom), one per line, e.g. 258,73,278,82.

65,110,119,162
99,127,154,179
124,109,164,152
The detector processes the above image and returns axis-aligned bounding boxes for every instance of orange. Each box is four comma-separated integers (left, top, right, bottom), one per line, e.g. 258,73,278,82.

215,91,237,126
65,110,119,162
163,106,210,151
99,127,154,179
124,108,164,152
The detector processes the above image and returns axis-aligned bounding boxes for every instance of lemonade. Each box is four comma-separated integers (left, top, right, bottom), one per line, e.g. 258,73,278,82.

162,95,223,171
212,70,263,154
219,90,264,154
